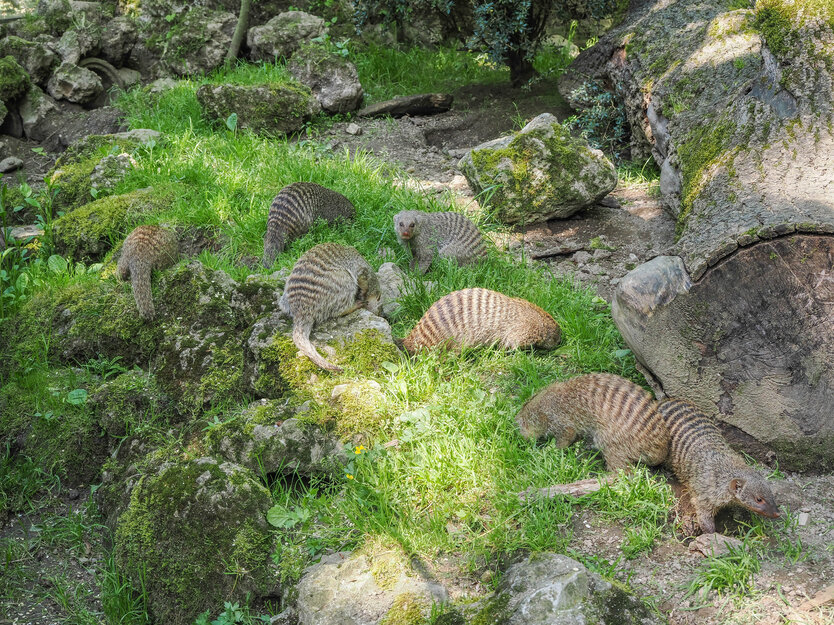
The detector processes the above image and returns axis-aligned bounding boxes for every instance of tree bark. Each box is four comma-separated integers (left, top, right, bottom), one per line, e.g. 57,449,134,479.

226,0,251,63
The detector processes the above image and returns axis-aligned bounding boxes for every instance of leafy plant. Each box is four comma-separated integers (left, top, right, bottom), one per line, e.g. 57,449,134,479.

565,81,630,160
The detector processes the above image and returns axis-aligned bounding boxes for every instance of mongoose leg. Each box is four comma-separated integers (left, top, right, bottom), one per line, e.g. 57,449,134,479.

696,506,717,534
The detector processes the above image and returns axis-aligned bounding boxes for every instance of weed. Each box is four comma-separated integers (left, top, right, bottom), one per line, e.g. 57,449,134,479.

685,542,760,599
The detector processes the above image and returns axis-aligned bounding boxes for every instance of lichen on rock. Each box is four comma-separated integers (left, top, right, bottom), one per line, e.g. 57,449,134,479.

459,113,618,225
0,54,31,103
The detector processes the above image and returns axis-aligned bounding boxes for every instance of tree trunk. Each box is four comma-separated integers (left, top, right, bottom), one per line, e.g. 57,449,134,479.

561,0,834,470
507,49,536,88
226,0,251,63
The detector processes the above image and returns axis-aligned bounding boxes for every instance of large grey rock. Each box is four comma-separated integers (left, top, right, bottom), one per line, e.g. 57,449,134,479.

206,399,347,475
46,62,103,104
473,553,663,624
36,0,73,35
246,11,327,63
572,0,834,470
196,82,320,135
296,550,448,625
376,262,406,319
98,15,137,66
0,36,58,85
288,45,363,114
161,9,236,76
112,457,276,625
0,55,31,103
54,25,100,65
458,113,618,225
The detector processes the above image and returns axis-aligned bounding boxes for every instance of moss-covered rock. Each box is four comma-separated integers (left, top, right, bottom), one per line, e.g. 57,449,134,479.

91,369,177,438
247,11,327,62
196,81,321,135
288,42,364,113
36,0,73,35
459,113,618,225
204,399,348,476
0,54,31,103
0,368,108,486
471,553,662,625
114,456,276,625
0,36,58,85
52,187,172,262
158,8,236,77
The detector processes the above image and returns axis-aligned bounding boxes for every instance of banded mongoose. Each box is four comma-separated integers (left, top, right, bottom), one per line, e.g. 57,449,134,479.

263,182,355,267
117,225,179,321
279,243,381,372
402,288,561,354
393,210,487,274
515,373,669,471
659,399,780,534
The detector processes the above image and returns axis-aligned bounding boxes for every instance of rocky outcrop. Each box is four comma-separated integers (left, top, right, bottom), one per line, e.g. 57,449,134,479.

295,549,448,625
567,0,834,469
459,113,618,225
288,44,364,114
46,62,103,104
196,82,321,135
247,11,327,62
98,16,138,67
161,8,236,76
472,553,663,624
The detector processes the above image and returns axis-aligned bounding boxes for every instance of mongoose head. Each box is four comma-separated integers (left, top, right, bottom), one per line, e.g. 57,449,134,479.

730,472,780,519
393,211,419,240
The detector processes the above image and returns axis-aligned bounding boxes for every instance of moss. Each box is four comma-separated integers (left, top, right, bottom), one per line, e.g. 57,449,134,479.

92,369,176,438
52,188,173,262
114,458,275,625
471,591,510,625
675,116,737,237
379,593,429,625
253,334,298,397
0,369,108,486
339,330,400,374
0,55,31,103
48,157,100,213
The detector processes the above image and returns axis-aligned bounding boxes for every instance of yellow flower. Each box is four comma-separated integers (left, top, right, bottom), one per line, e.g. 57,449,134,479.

354,445,366,455
346,474,354,480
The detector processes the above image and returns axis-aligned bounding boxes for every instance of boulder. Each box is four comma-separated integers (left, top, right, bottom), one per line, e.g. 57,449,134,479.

91,369,177,438
472,553,663,624
376,262,407,319
36,0,73,36
113,456,276,625
571,0,834,470
0,36,58,85
288,44,364,114
54,25,100,65
205,399,347,476
296,550,448,625
0,156,23,172
46,61,103,104
90,151,138,193
0,55,31,103
161,9,236,76
98,15,137,67
246,11,326,62
196,82,321,135
458,113,618,225
18,85,60,139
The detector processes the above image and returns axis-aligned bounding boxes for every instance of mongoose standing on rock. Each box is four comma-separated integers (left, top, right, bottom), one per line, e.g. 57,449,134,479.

394,210,487,274
659,399,780,534
279,242,381,373
516,373,669,471
263,182,355,267
117,225,179,321
402,287,561,354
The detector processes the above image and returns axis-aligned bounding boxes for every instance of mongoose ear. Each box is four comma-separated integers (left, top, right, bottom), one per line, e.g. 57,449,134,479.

729,478,745,494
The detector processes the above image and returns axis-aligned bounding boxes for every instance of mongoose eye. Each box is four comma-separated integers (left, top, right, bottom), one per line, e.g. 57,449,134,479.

410,222,415,228
755,496,764,503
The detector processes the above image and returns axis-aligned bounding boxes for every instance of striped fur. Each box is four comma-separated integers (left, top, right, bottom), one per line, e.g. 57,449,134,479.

263,182,355,266
516,373,669,471
402,288,560,354
394,210,487,274
660,399,779,533
280,243,381,372
117,225,178,321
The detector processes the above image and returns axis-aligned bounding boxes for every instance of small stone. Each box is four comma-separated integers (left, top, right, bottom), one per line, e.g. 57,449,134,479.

797,512,810,526
10,225,45,241
345,123,362,136
0,156,24,172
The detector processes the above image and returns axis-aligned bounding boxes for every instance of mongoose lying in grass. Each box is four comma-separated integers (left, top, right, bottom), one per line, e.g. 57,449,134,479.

393,210,486,274
279,242,381,372
117,225,178,321
402,287,561,354
516,373,669,471
263,182,355,267
659,398,780,534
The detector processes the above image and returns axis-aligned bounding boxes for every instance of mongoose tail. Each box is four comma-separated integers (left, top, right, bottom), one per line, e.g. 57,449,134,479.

262,230,286,267
292,321,343,373
129,258,155,320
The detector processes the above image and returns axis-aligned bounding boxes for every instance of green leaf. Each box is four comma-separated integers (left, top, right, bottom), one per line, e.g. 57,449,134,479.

47,254,68,274
225,113,238,132
66,389,88,405
266,504,298,529
614,349,632,359
381,361,399,373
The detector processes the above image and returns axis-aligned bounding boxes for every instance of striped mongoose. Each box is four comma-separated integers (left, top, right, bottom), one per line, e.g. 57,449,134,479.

263,182,355,267
659,399,780,534
117,225,178,321
402,288,561,354
279,243,381,372
393,210,487,274
516,373,669,471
